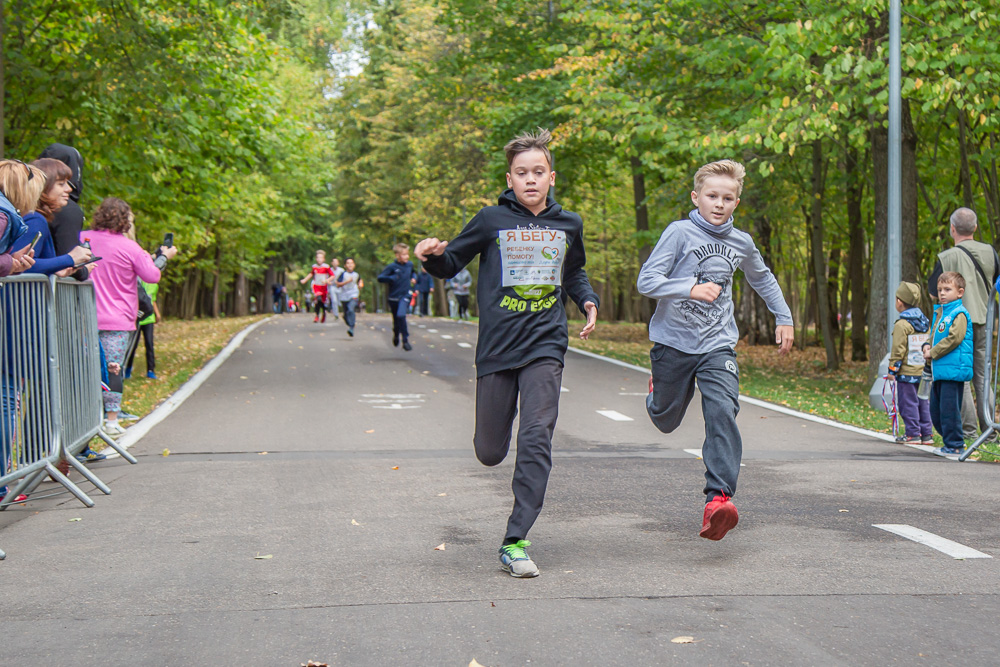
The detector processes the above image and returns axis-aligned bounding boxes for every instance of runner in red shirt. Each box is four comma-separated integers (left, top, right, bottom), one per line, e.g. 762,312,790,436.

300,249,333,323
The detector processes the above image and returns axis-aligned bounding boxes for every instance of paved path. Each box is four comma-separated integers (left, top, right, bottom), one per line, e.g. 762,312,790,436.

3,313,999,665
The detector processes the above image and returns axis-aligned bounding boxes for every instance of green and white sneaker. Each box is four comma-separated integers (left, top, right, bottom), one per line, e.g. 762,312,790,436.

498,540,539,578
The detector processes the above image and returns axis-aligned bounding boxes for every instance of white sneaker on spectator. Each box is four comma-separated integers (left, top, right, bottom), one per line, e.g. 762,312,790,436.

103,420,127,437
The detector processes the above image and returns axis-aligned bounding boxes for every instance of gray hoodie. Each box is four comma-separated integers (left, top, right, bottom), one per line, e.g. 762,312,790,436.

637,210,793,354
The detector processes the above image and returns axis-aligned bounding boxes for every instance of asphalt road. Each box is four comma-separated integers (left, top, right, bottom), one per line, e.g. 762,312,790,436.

2,312,998,666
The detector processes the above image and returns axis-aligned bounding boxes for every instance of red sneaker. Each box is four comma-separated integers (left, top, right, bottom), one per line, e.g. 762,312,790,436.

649,375,654,393
313,316,319,323
321,313,327,323
0,493,28,504
700,494,738,541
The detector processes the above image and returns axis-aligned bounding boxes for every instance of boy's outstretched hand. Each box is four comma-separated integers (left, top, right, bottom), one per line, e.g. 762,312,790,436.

580,301,598,340
775,325,794,354
415,238,448,261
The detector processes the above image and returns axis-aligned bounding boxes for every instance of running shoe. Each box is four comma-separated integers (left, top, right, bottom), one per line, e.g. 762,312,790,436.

0,492,28,504
118,411,140,422
402,341,413,351
103,420,127,437
700,493,738,541
933,446,962,459
921,436,935,446
76,447,107,462
895,435,922,445
347,328,354,337
146,371,157,380
314,316,319,323
499,540,539,578
393,333,399,347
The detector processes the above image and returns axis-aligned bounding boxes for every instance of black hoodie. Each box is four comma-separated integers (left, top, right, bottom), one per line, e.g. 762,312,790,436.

38,143,88,279
422,189,600,377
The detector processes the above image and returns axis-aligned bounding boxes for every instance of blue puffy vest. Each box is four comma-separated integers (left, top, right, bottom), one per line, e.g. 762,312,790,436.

930,299,974,382
0,191,27,255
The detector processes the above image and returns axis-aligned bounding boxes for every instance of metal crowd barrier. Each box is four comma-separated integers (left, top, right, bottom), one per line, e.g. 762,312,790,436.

0,274,137,560
960,282,1000,461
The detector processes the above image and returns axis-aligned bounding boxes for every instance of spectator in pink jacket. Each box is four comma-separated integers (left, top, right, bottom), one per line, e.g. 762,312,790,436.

85,197,176,435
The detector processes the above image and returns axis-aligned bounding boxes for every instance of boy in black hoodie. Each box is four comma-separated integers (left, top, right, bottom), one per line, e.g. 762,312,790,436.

416,129,599,578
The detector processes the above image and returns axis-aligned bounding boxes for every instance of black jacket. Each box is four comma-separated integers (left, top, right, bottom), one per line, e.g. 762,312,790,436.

38,143,88,280
422,189,599,377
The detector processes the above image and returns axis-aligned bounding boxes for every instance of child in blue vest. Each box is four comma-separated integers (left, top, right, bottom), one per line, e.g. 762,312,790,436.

922,271,974,458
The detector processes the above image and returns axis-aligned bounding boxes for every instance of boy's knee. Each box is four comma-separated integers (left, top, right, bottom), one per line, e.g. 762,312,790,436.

476,451,505,467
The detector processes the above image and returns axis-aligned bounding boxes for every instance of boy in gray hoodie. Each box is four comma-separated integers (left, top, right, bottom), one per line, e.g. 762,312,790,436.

637,159,794,541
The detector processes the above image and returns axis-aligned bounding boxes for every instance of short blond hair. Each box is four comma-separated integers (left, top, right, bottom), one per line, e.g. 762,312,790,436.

694,159,746,196
0,160,45,212
393,243,409,254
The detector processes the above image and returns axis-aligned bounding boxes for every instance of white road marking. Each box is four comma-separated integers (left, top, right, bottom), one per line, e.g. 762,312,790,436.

418,325,426,328
457,342,472,348
428,329,439,333
359,394,424,399
440,334,453,339
373,404,421,410
873,524,993,559
597,410,633,422
619,392,648,396
683,448,745,466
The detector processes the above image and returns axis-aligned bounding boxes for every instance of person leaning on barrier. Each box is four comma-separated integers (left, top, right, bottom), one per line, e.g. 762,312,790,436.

85,198,177,438
0,160,39,277
10,160,94,277
927,207,1000,441
0,158,44,503
38,143,89,281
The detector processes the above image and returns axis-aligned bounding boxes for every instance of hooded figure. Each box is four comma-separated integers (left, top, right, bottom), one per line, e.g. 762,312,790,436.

38,143,87,279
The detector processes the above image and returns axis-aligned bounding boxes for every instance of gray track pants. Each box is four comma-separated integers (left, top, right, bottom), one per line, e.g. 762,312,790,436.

474,357,563,543
646,344,742,502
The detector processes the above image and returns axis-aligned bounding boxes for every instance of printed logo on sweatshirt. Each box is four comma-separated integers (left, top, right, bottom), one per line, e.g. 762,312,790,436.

499,293,559,313
725,360,739,376
677,246,740,327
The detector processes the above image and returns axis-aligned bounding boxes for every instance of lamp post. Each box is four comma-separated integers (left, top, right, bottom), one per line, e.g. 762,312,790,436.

886,0,902,350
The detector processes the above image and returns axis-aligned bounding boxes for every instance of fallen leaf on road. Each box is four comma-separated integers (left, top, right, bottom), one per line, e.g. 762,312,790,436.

351,519,361,526
259,451,268,455
391,466,399,470
240,376,248,380
68,518,82,522
838,509,849,513
671,636,699,644
263,370,269,373
302,661,329,666
422,370,430,374
434,543,446,551
298,346,304,349
437,493,447,497
329,348,336,352
162,448,170,457
490,602,495,607
365,429,375,434
469,660,485,667
254,554,273,560
247,350,253,354
300,394,306,398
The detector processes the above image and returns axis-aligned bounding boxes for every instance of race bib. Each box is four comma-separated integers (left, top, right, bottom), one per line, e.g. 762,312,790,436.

499,229,566,287
907,333,928,366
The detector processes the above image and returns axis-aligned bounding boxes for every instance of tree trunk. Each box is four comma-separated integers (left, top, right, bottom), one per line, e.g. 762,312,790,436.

631,155,654,323
810,141,838,369
846,146,868,361
901,99,920,282
263,265,276,313
234,271,248,316
211,245,222,318
958,109,975,208
827,244,841,335
870,125,889,379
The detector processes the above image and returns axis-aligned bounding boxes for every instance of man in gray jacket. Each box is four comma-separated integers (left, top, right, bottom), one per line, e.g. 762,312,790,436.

927,207,999,440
